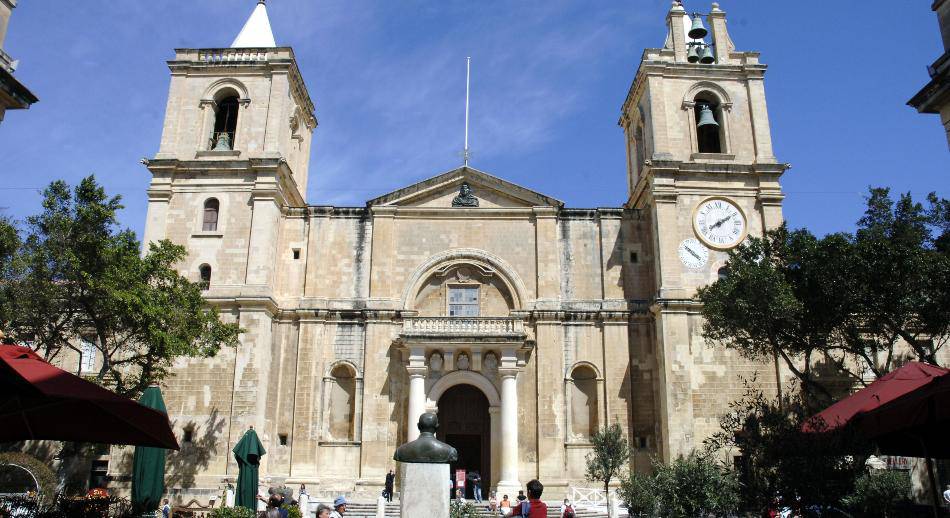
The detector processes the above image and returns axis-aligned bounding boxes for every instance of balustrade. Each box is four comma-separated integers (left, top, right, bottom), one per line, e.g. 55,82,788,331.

401,317,524,336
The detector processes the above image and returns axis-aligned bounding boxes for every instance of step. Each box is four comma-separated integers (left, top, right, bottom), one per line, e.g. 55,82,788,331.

303,500,623,518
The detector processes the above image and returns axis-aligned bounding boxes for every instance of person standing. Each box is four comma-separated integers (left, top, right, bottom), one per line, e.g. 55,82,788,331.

330,496,347,518
944,484,950,508
472,471,482,503
316,504,332,518
384,469,395,502
161,499,170,518
504,479,547,518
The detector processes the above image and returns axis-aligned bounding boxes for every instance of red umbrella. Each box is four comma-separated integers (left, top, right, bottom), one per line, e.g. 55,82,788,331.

0,345,179,449
803,361,950,517
802,361,950,448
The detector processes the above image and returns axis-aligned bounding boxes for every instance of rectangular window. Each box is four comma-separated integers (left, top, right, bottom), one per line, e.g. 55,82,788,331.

448,286,479,317
80,339,97,374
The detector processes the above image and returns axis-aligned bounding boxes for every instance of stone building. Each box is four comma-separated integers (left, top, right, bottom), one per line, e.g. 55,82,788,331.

0,0,38,124
135,1,787,500
909,0,950,149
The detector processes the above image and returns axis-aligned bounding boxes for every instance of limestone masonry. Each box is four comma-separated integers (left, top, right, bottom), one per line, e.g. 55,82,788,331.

132,1,788,500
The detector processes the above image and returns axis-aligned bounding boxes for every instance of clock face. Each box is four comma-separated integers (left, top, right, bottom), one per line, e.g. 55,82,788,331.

693,197,747,249
678,238,709,269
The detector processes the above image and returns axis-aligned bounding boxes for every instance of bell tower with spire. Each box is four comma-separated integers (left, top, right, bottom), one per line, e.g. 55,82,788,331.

619,2,787,461
140,0,316,461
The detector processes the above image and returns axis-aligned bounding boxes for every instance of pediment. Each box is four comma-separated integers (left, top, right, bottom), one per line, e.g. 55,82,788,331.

366,167,563,209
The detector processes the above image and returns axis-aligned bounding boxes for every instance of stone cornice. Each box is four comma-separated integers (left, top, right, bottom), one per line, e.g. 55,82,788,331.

143,157,305,207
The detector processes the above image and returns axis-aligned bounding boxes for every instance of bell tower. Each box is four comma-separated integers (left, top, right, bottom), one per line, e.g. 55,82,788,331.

619,2,787,461
140,1,317,448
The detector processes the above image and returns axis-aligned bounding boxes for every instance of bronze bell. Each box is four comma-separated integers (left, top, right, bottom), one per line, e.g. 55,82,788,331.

699,44,716,64
687,44,700,63
687,16,708,39
696,104,719,128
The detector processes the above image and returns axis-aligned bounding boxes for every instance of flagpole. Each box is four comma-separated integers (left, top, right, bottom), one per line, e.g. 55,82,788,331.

463,56,471,167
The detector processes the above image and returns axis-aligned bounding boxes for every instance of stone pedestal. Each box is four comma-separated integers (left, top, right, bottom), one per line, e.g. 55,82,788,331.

399,463,449,518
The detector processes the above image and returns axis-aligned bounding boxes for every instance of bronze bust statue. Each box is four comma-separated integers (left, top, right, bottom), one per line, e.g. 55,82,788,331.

452,182,479,207
393,413,458,464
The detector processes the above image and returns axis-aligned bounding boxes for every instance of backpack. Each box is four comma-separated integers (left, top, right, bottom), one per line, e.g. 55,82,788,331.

563,504,575,518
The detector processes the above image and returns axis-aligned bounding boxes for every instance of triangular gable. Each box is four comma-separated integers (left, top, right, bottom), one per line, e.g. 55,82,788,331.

367,166,563,209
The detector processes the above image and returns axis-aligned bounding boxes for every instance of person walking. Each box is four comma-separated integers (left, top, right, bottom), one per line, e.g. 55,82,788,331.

504,479,547,518
330,496,347,518
560,498,575,518
384,469,395,502
471,471,482,503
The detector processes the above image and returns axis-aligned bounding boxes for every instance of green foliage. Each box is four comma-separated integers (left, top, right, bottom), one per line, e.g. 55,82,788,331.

697,188,950,403
450,498,479,518
210,506,257,518
619,452,740,518
704,384,869,515
585,423,630,493
0,452,57,506
843,471,911,517
282,503,303,518
0,176,242,397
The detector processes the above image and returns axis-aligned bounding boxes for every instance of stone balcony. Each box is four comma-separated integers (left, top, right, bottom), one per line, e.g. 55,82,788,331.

400,317,526,343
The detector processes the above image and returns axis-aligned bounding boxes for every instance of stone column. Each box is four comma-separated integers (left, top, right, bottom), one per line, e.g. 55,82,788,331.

496,369,520,495
407,367,427,442
488,406,501,489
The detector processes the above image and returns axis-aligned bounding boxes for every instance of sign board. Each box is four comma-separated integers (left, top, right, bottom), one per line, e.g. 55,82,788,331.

882,456,913,470
455,469,466,492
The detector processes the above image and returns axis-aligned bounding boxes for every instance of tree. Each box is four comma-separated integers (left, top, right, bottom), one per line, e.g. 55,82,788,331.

697,189,950,404
842,471,912,518
585,423,630,496
0,176,241,397
618,452,740,518
704,383,869,515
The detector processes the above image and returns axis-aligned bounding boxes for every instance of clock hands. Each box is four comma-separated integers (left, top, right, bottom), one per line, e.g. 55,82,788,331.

684,246,701,260
709,215,732,230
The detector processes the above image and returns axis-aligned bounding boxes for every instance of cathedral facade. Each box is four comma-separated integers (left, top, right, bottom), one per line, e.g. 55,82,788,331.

137,2,786,500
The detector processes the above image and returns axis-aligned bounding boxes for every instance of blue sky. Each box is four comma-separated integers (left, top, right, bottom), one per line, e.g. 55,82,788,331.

1,1,947,238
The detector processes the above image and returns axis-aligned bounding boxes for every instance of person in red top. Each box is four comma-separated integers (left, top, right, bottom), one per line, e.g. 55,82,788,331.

504,479,547,518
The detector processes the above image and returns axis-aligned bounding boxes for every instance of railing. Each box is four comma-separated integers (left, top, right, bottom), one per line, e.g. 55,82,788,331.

568,486,622,509
198,48,269,64
402,317,524,336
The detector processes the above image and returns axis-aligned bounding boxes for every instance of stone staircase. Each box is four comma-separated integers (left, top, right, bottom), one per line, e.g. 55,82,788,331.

304,499,622,517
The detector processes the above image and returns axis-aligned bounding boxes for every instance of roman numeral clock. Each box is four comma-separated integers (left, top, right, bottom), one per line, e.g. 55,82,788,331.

693,197,747,250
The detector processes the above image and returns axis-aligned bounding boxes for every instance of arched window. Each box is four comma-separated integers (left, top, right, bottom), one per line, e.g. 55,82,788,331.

198,264,211,291
694,94,723,154
202,198,219,231
570,365,599,440
327,364,356,440
211,95,240,150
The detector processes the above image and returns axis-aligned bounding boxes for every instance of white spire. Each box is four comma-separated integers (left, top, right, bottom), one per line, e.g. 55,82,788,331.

230,1,277,48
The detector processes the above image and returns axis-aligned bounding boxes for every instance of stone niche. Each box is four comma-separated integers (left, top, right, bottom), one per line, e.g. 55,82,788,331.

413,264,514,317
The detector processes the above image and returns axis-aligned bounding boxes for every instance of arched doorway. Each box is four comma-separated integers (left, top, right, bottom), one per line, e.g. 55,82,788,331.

436,384,490,499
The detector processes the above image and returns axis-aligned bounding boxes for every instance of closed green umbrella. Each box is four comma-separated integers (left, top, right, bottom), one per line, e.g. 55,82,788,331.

131,386,169,514
233,427,266,512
